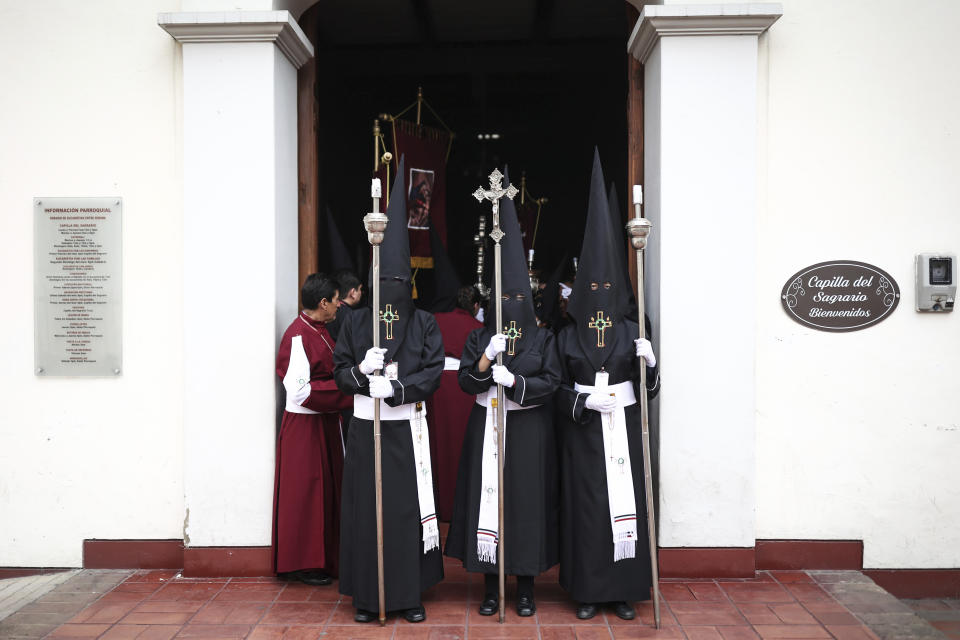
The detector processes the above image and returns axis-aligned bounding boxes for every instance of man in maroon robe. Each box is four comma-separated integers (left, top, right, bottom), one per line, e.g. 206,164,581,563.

273,273,352,585
428,285,483,521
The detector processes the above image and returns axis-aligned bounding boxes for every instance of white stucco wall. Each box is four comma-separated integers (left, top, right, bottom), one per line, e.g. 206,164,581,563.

180,39,299,547
0,1,185,566
644,32,761,549
754,0,960,568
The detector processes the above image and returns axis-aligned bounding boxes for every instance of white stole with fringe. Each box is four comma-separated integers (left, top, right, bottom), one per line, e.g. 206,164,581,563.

574,376,639,561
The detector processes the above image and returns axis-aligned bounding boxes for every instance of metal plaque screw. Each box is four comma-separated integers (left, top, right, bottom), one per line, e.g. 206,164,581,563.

36,367,44,374
113,368,121,375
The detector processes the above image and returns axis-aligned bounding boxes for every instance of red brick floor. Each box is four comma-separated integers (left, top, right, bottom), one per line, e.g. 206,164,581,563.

40,566,889,639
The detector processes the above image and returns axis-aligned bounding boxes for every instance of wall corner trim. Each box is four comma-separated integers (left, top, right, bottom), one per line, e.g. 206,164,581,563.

627,3,783,63
157,11,315,69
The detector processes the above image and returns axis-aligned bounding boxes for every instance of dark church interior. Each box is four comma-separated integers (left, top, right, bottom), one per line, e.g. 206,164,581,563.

304,0,632,308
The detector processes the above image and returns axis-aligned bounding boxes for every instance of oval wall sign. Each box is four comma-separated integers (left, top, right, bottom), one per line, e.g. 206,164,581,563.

781,260,900,332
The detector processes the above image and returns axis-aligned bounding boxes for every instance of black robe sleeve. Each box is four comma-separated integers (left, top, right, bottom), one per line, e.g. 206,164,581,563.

645,363,660,399
635,359,660,399
555,326,591,424
503,331,561,407
384,311,444,407
457,328,495,395
333,309,371,397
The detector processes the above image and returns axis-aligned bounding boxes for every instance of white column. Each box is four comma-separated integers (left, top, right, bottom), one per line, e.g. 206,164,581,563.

628,4,781,549
159,12,312,547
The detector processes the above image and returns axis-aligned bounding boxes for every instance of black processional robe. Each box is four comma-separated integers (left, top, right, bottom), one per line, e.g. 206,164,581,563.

333,308,444,612
329,301,365,439
444,327,561,576
327,300,364,341
555,319,660,603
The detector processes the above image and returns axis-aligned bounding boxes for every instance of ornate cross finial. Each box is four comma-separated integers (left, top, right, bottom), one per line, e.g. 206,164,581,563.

379,304,399,340
503,320,523,355
588,311,613,348
473,169,518,243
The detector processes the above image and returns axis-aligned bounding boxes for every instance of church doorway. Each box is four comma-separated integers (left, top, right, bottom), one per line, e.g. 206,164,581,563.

296,0,642,306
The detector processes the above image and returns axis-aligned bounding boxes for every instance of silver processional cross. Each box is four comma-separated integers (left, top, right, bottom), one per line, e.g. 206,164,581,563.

472,167,517,624
473,169,518,241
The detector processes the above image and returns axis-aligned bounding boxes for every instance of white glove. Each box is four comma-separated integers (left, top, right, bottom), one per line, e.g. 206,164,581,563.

368,375,394,399
359,347,386,375
491,364,515,388
585,393,617,413
635,338,656,367
484,333,507,360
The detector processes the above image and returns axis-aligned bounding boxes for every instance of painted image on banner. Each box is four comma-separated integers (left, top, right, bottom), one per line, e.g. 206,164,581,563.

407,168,434,230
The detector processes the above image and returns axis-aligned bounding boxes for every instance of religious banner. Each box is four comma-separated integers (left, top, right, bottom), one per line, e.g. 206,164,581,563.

407,168,434,230
378,119,451,269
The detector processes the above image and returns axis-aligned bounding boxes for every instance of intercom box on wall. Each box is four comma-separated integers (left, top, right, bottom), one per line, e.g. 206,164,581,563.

915,253,956,312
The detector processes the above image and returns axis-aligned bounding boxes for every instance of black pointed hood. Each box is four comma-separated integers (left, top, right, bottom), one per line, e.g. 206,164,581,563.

373,155,415,361
484,166,539,364
606,183,626,281
607,181,638,321
536,251,568,329
379,156,411,282
323,206,355,273
568,149,626,370
429,220,461,313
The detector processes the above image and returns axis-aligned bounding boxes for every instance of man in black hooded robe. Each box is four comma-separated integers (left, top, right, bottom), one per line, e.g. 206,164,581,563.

556,150,659,621
333,157,444,623
445,168,561,618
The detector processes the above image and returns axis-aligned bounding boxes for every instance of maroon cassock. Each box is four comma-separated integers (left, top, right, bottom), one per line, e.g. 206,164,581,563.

428,307,483,521
273,312,352,575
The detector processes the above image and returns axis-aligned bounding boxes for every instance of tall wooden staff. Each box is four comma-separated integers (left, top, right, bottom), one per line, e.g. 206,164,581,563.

625,184,662,629
473,169,518,623
363,179,388,626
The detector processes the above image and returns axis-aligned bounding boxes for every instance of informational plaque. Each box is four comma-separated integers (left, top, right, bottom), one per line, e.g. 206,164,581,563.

35,197,122,376
781,260,899,332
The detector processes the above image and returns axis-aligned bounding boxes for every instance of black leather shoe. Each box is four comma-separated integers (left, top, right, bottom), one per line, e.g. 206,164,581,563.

478,596,497,616
403,605,426,623
296,570,332,586
612,601,636,620
354,608,376,623
516,594,536,617
576,603,598,620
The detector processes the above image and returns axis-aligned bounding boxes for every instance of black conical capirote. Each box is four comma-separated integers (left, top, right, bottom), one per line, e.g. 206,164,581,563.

568,148,627,370
606,183,627,284
429,220,461,312
370,155,415,361
536,251,569,328
484,166,539,362
490,167,531,301
607,182,638,321
379,155,411,282
322,206,354,273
